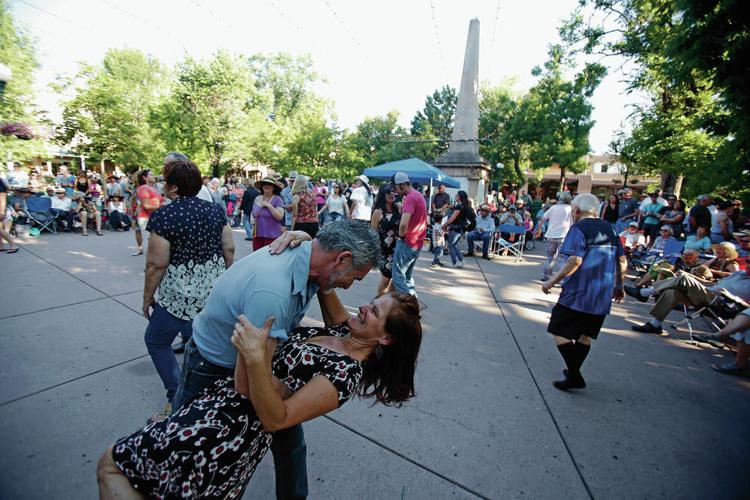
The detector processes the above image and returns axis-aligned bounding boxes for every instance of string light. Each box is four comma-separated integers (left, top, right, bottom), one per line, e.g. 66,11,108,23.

489,0,502,64
427,0,449,83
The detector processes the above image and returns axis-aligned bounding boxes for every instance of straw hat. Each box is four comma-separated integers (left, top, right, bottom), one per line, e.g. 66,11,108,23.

356,174,370,187
254,177,282,193
711,241,739,260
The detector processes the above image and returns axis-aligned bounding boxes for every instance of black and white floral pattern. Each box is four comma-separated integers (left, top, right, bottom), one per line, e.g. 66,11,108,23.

112,323,361,497
147,196,227,320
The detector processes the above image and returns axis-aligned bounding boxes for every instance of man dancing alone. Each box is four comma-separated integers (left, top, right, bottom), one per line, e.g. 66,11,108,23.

542,193,627,391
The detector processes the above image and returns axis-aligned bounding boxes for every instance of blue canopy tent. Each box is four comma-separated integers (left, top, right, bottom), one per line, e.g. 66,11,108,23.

363,157,461,188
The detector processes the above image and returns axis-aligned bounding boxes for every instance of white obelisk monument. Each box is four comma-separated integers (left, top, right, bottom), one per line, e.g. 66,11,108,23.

433,18,490,202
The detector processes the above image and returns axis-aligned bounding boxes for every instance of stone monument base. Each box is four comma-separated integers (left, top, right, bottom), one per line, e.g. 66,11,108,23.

432,160,491,203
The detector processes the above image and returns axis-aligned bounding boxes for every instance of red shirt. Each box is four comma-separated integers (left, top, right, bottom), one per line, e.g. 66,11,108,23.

136,185,163,219
402,188,427,250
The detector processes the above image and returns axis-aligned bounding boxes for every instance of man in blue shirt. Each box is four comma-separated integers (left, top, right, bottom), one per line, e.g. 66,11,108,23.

173,219,380,500
542,193,627,391
616,188,640,234
640,191,665,243
466,204,496,259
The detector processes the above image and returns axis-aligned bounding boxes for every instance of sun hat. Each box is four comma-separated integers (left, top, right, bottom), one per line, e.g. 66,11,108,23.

54,187,65,194
255,177,282,193
732,229,750,239
711,241,739,260
356,174,370,186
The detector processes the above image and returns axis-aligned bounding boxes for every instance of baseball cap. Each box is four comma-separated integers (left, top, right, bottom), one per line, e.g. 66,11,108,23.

629,222,638,227
393,172,410,184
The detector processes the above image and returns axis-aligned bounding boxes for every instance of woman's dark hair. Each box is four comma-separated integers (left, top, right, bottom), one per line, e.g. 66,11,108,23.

455,190,469,207
136,169,150,186
674,199,686,212
357,293,422,406
373,184,400,215
608,194,618,205
163,159,202,197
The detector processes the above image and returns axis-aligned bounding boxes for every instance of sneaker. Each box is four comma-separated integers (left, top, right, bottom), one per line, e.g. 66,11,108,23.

553,376,586,391
435,261,445,267
625,286,648,303
711,362,748,376
631,322,662,334
456,260,464,268
431,263,439,268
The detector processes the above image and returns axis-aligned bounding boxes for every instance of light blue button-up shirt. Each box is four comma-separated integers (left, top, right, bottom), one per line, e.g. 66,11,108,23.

192,241,319,368
475,214,496,233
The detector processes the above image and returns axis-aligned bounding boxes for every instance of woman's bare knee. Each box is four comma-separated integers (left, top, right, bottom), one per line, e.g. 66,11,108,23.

96,446,117,482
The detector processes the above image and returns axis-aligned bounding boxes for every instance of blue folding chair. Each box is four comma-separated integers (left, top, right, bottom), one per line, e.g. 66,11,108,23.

24,196,57,234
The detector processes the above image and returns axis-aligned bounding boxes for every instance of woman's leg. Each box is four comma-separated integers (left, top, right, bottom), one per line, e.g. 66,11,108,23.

80,212,88,235
95,210,103,234
97,446,143,499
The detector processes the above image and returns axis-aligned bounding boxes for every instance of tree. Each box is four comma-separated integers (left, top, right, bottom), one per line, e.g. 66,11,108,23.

410,85,457,160
522,45,605,190
152,51,265,177
53,48,167,170
0,0,45,161
348,111,409,168
479,80,529,184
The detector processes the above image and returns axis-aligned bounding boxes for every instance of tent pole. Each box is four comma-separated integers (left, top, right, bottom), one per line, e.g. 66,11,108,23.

429,178,434,214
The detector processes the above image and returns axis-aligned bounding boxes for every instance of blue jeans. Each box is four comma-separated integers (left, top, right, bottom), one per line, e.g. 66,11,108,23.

144,304,193,402
392,239,420,296
174,339,308,500
432,245,443,264
447,230,464,265
466,230,491,256
243,214,253,239
325,212,344,225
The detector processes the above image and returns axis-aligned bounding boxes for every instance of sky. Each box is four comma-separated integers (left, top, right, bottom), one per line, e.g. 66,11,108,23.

11,0,638,154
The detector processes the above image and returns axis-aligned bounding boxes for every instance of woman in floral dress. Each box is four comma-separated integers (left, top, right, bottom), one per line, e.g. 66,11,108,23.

97,290,422,499
370,184,401,296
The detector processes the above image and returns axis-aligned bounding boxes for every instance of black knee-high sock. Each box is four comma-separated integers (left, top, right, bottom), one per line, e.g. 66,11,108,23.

573,342,591,372
556,342,577,375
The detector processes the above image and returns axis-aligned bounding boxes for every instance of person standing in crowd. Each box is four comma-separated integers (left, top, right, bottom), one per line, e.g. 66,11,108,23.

141,158,235,420
314,180,328,226
166,220,380,500
466,204,495,259
600,194,619,228
616,188,640,234
132,168,163,256
640,191,665,244
239,179,260,241
371,184,401,296
687,194,712,235
279,171,296,230
291,174,320,238
208,178,227,217
658,196,686,239
389,172,427,296
431,184,451,215
537,191,574,281
75,171,90,195
349,174,372,222
0,177,19,254
56,165,76,196
710,200,735,243
318,182,349,225
106,194,130,231
542,193,626,391
196,176,213,202
442,190,473,268
251,176,285,251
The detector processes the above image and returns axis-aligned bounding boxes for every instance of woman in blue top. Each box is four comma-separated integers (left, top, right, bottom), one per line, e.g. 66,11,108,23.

684,225,712,252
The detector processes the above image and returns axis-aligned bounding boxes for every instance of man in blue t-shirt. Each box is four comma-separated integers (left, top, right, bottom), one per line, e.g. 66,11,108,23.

542,193,627,391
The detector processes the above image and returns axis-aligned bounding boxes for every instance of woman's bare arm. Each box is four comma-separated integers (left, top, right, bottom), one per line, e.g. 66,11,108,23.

317,290,350,327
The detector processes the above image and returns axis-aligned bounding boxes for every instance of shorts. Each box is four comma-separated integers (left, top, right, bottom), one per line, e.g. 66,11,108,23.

547,303,606,340
137,216,149,234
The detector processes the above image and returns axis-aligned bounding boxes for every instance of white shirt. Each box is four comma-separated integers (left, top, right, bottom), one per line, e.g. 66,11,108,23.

108,201,125,212
619,230,646,248
197,185,213,203
350,186,371,221
542,204,573,239
51,196,71,211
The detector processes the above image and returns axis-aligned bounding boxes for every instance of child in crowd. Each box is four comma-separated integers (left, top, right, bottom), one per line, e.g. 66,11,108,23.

432,213,445,267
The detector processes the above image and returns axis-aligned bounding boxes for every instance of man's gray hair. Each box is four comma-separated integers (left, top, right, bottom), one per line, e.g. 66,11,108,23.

164,152,188,165
557,191,572,204
316,219,381,269
683,247,700,255
571,193,600,215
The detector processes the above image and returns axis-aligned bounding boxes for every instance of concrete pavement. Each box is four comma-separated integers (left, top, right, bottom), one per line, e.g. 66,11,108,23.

1,229,748,499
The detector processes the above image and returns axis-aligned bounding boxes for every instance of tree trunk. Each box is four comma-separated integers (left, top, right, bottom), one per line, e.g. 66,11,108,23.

673,175,684,199
559,167,566,192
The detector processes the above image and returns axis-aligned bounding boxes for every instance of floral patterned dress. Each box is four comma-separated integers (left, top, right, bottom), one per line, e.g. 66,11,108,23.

112,324,362,498
377,209,401,278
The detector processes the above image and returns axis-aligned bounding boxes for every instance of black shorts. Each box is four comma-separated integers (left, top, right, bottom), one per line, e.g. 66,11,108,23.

547,303,606,340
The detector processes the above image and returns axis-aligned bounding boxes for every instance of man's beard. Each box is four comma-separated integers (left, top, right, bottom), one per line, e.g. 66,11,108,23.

321,263,354,292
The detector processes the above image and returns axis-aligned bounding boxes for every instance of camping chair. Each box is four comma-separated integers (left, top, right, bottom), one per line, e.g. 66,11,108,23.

24,196,57,234
494,224,526,262
671,293,745,345
631,239,685,274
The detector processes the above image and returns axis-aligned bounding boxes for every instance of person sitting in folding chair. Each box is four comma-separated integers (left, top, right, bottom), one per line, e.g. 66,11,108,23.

627,266,750,334
701,307,750,376
497,205,523,256
465,204,495,260
631,248,712,289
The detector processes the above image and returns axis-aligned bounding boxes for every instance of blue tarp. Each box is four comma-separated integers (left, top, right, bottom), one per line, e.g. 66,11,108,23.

363,157,461,188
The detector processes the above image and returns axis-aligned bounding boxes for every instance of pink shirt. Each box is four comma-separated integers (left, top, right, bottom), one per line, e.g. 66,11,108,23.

402,188,427,250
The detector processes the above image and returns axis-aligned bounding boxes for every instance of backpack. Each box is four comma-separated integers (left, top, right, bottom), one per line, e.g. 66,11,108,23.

465,206,477,232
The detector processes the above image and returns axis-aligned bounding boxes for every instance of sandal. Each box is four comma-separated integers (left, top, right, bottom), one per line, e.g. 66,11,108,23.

81,232,89,236
131,250,144,256
711,362,748,376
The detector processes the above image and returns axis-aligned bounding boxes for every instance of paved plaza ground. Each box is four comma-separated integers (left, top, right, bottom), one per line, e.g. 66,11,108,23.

1,228,749,499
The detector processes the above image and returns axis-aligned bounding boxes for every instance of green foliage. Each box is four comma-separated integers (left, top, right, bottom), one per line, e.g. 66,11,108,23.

348,111,409,168
53,48,167,170
0,0,45,160
410,85,456,160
